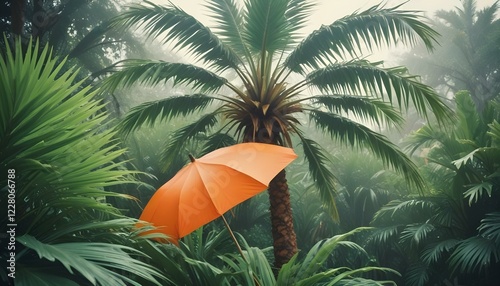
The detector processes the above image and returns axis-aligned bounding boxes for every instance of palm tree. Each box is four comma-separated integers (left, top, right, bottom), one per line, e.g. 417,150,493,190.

103,0,451,269
401,0,500,112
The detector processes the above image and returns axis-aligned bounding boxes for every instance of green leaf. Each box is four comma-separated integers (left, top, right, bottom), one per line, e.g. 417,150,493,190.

1,37,164,286
294,130,339,220
404,262,429,286
118,94,216,136
112,0,240,70
367,225,402,245
451,148,479,169
307,61,452,123
102,60,227,93
242,0,296,53
16,268,81,286
478,212,500,245
161,112,220,171
448,236,500,274
201,133,237,155
312,94,404,127
463,181,493,205
325,266,399,286
205,0,247,56
309,110,426,191
18,235,164,286
400,223,435,249
421,239,460,265
293,227,371,282
285,3,438,73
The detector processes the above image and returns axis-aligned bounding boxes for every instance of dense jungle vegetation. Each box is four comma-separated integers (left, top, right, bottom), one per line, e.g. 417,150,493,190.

1,0,499,285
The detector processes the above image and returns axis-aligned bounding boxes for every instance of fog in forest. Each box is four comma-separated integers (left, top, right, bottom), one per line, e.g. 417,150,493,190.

3,0,499,285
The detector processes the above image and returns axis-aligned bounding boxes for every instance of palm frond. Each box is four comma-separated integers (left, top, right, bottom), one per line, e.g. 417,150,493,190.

403,124,449,155
101,59,227,93
488,120,500,144
118,94,216,136
478,212,500,245
112,0,240,70
0,38,136,226
281,227,371,284
17,268,81,286
294,129,339,220
448,236,500,274
431,198,464,230
200,133,237,155
454,90,482,140
68,20,115,59
324,266,399,286
331,276,398,286
391,200,436,220
161,112,220,171
1,38,165,285
367,225,402,245
243,0,295,53
285,3,438,73
371,199,436,227
435,10,464,30
309,110,426,191
404,262,429,286
307,60,453,123
463,181,493,206
220,246,276,286
205,0,247,56
475,2,499,29
312,94,404,127
18,235,164,286
284,0,315,44
41,218,140,242
421,239,460,265
400,223,435,249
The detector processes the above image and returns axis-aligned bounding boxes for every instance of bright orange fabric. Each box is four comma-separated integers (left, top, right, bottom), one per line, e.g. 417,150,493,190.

138,143,297,243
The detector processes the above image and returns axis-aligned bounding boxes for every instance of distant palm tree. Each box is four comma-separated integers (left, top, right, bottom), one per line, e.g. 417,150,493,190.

104,0,451,269
401,0,500,111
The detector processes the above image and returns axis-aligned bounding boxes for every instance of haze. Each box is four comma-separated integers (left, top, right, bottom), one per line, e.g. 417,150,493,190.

154,0,496,33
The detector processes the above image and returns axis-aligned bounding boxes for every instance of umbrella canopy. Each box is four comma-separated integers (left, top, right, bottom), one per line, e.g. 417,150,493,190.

139,142,298,243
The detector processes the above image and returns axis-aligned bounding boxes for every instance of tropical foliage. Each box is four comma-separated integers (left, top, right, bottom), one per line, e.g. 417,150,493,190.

156,226,399,286
0,0,144,78
103,0,451,268
3,0,499,285
0,38,166,285
367,91,500,286
401,0,500,111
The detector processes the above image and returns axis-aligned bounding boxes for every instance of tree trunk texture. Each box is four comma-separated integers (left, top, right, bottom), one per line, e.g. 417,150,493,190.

268,169,298,271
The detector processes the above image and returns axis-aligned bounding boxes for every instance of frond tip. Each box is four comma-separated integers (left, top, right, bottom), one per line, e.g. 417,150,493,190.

309,110,426,191
285,3,439,73
112,0,239,70
294,129,339,220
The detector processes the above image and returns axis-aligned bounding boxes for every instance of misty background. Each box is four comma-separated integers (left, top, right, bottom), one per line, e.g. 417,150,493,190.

157,0,495,32
151,0,496,65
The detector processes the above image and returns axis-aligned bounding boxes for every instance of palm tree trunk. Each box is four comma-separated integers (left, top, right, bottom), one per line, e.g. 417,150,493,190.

268,169,298,271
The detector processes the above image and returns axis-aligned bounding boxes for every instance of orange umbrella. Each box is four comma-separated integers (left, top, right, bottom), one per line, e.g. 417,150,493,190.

139,142,298,244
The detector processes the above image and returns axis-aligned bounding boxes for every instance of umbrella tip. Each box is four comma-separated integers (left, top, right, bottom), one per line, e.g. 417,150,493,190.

188,154,196,162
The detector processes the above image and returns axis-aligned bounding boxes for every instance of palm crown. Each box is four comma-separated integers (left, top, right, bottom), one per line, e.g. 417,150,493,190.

104,0,452,269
